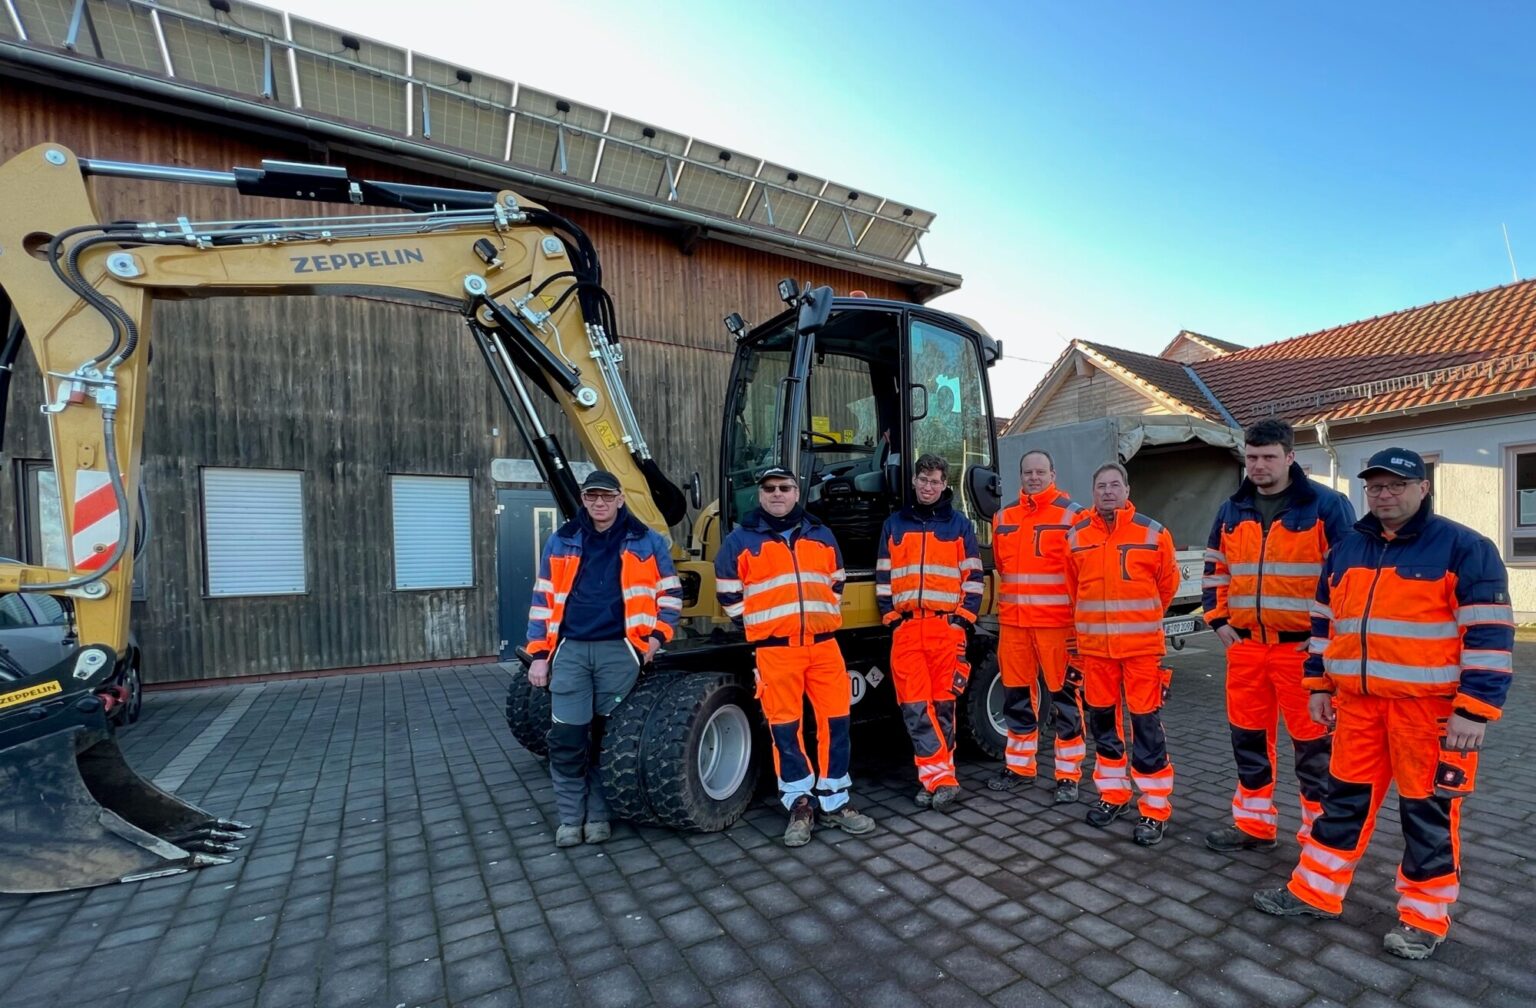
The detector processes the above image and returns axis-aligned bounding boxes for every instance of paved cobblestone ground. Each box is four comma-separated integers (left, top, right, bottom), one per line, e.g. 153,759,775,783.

1,640,1532,1007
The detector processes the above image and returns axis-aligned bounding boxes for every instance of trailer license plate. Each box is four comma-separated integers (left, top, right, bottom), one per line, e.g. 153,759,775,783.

1164,618,1200,637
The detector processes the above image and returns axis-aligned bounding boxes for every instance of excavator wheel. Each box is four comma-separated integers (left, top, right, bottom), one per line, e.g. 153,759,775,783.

958,648,1006,761
503,662,551,758
641,672,760,832
595,672,673,826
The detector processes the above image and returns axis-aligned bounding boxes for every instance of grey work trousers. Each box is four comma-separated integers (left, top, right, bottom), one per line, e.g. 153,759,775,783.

547,638,642,826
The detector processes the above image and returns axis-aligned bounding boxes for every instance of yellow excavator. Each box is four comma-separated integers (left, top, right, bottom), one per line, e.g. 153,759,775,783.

0,142,1009,893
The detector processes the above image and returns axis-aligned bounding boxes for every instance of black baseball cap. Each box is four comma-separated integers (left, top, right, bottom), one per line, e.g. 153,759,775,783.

1358,448,1427,481
756,466,796,485
581,470,622,493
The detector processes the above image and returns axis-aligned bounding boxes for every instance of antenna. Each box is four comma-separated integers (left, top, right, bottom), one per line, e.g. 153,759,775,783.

1503,223,1520,282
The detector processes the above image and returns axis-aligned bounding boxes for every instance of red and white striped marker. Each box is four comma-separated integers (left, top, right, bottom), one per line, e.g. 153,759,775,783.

70,470,119,571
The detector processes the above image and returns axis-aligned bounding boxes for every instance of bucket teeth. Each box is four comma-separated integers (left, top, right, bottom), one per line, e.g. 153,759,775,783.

183,840,240,854
214,819,253,832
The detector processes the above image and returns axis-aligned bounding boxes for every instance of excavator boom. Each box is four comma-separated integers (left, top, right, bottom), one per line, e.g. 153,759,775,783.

0,143,681,892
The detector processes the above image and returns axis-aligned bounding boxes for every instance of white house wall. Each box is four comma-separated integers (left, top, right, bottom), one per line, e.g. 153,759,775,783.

1293,410,1536,619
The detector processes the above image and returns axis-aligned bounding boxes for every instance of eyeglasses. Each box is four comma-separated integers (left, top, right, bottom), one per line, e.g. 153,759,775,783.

915,476,947,487
1363,480,1414,497
760,483,798,494
581,490,621,502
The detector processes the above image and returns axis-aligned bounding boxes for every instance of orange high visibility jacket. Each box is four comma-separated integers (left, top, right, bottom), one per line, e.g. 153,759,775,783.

1202,462,1356,640
875,490,984,625
525,509,682,658
1065,502,1179,658
715,508,845,645
1304,502,1514,720
993,484,1085,629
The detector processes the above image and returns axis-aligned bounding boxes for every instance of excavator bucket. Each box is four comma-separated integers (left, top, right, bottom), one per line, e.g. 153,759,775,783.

0,645,249,895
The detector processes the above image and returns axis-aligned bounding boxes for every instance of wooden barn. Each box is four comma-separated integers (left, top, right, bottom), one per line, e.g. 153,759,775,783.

0,0,961,683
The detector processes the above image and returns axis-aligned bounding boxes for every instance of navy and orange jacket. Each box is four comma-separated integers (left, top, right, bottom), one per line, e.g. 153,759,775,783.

525,508,682,658
1065,501,1179,658
993,483,1084,629
876,490,984,626
716,508,845,644
1304,500,1514,721
1203,462,1355,641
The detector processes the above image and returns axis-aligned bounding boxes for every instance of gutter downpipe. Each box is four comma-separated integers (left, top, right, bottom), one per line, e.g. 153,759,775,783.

1313,420,1339,488
0,43,963,298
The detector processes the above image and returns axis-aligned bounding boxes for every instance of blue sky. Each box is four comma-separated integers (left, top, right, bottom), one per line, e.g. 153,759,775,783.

280,0,1536,414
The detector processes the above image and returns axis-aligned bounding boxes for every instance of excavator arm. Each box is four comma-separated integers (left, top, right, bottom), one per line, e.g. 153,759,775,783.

0,142,685,893
0,142,685,659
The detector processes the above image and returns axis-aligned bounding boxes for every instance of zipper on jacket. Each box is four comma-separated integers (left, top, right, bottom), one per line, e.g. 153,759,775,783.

788,525,807,641
1357,538,1390,695
1255,523,1270,637
916,516,929,613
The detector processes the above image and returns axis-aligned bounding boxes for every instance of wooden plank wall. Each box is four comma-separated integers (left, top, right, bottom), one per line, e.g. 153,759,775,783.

0,76,913,681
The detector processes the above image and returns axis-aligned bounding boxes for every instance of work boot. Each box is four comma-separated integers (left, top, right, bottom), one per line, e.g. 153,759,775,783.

930,784,962,812
1252,887,1339,919
583,821,611,844
1205,825,1277,852
986,767,1032,793
555,823,583,848
1133,816,1166,847
1054,780,1079,805
784,796,815,847
818,805,877,836
1383,923,1444,960
1085,799,1131,828
913,788,932,809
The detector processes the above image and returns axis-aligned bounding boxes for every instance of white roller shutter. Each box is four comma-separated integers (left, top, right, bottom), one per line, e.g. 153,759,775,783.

203,468,307,597
392,476,473,590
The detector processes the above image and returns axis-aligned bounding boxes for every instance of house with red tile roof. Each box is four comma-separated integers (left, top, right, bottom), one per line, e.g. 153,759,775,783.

1005,278,1536,616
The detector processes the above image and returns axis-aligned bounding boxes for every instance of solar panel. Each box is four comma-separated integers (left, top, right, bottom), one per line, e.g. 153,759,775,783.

857,201,934,260
12,0,80,48
154,0,287,101
288,16,407,134
412,54,514,160
742,162,824,234
15,0,164,71
595,115,686,198
674,139,759,218
510,86,603,179
4,0,938,264
799,182,874,249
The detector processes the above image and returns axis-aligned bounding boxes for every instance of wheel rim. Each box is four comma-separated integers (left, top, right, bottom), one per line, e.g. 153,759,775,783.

697,703,752,801
985,670,1007,739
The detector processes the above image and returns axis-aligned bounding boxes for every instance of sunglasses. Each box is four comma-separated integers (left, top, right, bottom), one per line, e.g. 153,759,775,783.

581,490,621,502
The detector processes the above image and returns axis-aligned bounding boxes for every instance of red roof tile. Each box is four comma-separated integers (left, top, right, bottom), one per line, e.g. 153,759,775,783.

1192,278,1536,427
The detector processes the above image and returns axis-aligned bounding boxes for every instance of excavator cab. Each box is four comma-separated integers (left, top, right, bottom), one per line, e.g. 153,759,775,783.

720,286,1004,575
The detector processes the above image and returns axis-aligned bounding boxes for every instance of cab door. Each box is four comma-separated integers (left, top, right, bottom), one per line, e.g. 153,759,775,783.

903,314,1001,539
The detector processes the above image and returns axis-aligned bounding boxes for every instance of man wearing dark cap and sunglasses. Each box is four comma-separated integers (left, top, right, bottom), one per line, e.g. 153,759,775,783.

1254,448,1513,961
716,466,876,846
526,470,683,847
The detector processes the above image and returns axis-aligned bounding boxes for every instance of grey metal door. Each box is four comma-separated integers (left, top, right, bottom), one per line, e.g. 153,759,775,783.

496,488,561,660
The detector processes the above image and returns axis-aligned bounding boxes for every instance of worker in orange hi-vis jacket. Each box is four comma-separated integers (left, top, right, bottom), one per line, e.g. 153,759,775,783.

987,449,1088,806
875,453,984,812
1064,462,1180,847
1201,419,1355,855
1254,447,1514,962
716,466,877,849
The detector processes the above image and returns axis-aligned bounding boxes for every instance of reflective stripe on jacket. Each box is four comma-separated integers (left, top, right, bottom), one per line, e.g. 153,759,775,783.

1203,462,1356,636
1065,501,1179,658
993,484,1084,628
525,508,682,658
716,509,845,644
876,490,984,625
1303,500,1514,720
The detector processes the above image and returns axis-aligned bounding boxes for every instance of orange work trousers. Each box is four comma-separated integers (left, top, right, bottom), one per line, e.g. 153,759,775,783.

1224,638,1330,843
755,637,853,812
1080,654,1173,821
998,624,1085,782
890,614,966,791
1286,691,1468,937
